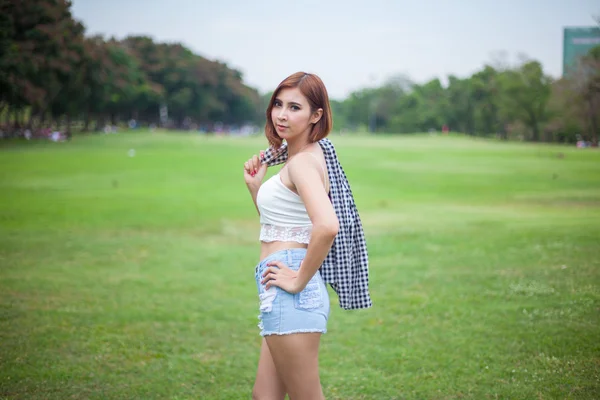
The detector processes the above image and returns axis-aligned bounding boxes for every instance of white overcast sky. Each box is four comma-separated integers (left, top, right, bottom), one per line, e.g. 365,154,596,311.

71,0,599,99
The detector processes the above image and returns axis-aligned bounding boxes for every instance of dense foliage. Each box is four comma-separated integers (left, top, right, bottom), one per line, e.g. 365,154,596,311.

336,53,599,144
0,0,261,133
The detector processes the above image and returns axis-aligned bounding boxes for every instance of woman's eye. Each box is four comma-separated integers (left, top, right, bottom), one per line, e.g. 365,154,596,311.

291,105,300,111
274,101,282,107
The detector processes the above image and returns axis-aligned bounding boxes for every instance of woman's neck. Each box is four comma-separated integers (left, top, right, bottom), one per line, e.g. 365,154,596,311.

287,137,312,157
287,139,312,158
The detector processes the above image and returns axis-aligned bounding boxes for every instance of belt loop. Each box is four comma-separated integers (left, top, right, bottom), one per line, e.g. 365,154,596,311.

287,249,292,266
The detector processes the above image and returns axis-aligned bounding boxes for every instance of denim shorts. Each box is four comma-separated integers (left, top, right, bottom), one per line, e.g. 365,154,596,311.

254,248,330,336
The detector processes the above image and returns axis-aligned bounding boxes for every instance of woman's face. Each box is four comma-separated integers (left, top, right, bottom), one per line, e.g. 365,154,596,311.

271,87,321,142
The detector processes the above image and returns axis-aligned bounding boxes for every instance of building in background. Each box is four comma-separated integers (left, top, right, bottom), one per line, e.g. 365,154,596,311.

562,26,600,75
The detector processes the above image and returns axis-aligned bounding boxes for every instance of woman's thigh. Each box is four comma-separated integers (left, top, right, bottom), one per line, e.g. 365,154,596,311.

265,333,324,400
253,338,286,400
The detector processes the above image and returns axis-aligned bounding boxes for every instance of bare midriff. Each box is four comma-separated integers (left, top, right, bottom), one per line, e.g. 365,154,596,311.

260,241,308,261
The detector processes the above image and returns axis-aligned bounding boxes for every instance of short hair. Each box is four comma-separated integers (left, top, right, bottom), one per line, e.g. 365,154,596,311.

265,72,333,149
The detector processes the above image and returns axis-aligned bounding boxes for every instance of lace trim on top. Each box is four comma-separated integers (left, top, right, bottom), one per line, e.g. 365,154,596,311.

260,224,311,244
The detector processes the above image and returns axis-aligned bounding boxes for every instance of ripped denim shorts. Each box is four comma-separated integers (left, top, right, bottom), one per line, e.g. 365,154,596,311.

254,248,330,336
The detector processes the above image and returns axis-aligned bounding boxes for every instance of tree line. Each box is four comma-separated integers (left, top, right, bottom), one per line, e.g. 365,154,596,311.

334,49,599,144
1,0,598,144
0,0,261,135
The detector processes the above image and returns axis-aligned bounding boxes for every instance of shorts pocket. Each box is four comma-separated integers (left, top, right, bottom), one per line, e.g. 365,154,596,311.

294,275,323,310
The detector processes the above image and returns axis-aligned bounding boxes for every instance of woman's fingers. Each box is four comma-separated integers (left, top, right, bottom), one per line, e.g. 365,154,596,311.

243,151,267,180
263,271,276,287
261,261,297,286
244,158,256,177
266,261,285,269
252,154,260,173
261,267,277,283
262,263,284,285
268,261,292,272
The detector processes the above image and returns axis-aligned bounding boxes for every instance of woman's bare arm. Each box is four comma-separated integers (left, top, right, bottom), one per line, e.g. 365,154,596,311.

288,153,339,289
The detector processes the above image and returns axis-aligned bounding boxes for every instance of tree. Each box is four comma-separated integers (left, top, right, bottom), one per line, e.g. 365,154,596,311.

544,45,600,145
471,66,502,137
498,61,552,141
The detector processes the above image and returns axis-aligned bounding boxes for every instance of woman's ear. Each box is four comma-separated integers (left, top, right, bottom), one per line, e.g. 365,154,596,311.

310,108,323,124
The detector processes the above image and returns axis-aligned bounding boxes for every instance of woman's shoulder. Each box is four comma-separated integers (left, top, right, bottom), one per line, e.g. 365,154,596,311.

288,148,329,190
290,148,325,170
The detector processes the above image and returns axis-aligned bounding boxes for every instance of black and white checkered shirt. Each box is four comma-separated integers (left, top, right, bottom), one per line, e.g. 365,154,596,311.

261,138,372,310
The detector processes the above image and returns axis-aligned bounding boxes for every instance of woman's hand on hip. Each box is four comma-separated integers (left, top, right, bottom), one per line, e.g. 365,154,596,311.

261,260,305,294
244,151,267,188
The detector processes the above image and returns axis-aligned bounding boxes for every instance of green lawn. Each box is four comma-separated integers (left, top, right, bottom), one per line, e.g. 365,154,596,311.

1,131,599,399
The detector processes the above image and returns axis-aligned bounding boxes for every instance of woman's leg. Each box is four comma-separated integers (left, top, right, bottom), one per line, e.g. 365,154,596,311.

252,338,286,400
265,333,324,400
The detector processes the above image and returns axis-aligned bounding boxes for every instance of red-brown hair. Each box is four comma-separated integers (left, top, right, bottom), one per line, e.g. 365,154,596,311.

265,72,333,149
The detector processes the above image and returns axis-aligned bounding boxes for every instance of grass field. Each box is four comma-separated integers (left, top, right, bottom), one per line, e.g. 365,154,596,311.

1,131,599,399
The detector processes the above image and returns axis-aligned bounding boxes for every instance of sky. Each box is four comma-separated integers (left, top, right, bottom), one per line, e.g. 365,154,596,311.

71,0,599,99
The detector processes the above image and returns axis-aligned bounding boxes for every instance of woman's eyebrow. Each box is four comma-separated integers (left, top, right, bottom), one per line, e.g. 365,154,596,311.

275,98,302,107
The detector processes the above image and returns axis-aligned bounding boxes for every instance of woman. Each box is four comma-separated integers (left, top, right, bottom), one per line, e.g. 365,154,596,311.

243,72,371,400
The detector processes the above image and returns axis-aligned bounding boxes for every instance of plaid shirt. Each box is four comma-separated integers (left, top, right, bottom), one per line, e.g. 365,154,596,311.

261,138,372,310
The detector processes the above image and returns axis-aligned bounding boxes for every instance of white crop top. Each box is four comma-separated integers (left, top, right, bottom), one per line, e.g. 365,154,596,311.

256,174,312,243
